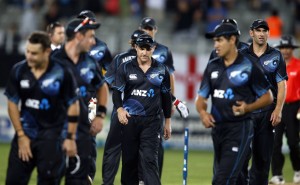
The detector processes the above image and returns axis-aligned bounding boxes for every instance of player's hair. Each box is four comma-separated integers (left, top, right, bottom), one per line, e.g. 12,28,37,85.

28,31,51,50
223,34,240,46
66,29,89,41
46,22,63,35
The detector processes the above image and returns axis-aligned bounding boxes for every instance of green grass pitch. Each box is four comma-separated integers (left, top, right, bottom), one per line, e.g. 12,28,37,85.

0,142,294,185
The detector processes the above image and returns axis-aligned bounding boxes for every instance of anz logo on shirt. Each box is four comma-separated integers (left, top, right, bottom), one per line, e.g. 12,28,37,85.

213,88,234,100
25,98,50,110
131,88,155,97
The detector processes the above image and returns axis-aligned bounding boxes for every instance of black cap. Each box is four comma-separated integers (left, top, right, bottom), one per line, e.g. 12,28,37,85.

130,30,146,44
139,17,157,30
274,35,299,49
135,34,156,48
222,18,240,35
77,10,96,22
205,23,240,39
250,19,269,30
66,18,100,37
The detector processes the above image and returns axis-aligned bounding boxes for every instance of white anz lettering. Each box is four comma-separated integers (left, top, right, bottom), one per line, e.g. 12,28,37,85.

131,89,147,97
25,99,40,109
213,89,225,98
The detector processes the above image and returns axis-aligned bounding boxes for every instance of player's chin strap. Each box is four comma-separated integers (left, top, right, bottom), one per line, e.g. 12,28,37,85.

173,99,189,118
66,154,81,175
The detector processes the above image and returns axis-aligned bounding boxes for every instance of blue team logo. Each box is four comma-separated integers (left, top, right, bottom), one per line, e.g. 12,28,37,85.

39,98,50,110
147,69,164,86
123,99,146,115
227,64,250,86
153,46,167,63
224,88,234,100
79,67,94,84
78,86,87,97
90,49,104,61
147,89,155,97
21,110,38,139
261,55,279,72
41,78,61,96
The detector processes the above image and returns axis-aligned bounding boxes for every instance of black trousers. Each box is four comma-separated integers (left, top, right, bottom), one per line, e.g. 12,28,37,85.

102,109,122,185
271,101,300,175
6,136,64,185
211,119,253,185
65,135,96,185
121,115,161,185
249,110,275,185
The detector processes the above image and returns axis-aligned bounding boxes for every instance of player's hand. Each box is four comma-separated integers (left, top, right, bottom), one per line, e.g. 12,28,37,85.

199,111,215,128
63,139,77,157
117,107,131,125
173,99,189,118
90,117,104,136
18,135,33,162
270,107,282,126
164,118,172,140
232,101,247,116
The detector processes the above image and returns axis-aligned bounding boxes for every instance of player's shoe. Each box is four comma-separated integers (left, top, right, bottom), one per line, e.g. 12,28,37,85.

294,171,300,184
269,175,285,184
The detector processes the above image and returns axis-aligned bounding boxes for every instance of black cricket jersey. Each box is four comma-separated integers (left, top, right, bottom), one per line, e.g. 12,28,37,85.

51,47,105,135
198,52,270,123
105,48,136,86
240,44,288,112
4,59,78,139
89,38,113,71
153,43,175,74
209,41,249,60
114,58,171,116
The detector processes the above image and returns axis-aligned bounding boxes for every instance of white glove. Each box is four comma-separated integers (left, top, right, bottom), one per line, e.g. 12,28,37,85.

88,97,97,123
173,99,189,118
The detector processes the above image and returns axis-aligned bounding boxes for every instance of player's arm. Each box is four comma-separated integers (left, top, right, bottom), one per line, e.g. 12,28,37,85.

7,100,33,161
195,95,215,128
232,90,273,116
90,83,109,136
63,100,79,157
270,80,286,125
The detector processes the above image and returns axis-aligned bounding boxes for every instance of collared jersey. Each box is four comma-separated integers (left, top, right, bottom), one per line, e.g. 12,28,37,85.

153,43,175,74
89,38,113,71
51,47,105,135
285,56,300,102
240,44,288,111
114,58,171,116
4,59,78,139
105,48,136,86
198,52,270,123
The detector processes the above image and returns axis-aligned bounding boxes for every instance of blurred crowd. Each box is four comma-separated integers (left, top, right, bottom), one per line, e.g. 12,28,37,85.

0,0,299,86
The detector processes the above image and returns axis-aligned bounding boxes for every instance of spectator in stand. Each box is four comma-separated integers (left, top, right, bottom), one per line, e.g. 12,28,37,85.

46,22,65,50
266,9,283,39
205,0,227,32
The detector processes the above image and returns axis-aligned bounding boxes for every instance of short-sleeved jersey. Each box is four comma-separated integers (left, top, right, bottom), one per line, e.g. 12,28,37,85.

198,52,270,123
105,48,136,86
285,56,300,102
209,41,249,60
153,43,175,74
51,47,105,135
89,38,113,71
114,58,171,116
4,59,78,139
240,44,288,111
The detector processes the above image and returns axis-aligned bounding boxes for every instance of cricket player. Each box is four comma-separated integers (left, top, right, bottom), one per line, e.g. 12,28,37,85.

51,18,109,185
5,31,79,185
195,22,273,185
240,19,287,185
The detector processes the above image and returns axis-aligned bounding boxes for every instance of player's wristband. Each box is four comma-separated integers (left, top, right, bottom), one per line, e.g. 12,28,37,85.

66,132,75,140
96,105,107,118
68,116,78,123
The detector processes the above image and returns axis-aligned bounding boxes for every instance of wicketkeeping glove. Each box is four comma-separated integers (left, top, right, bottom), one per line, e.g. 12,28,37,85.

88,97,97,123
173,99,189,118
